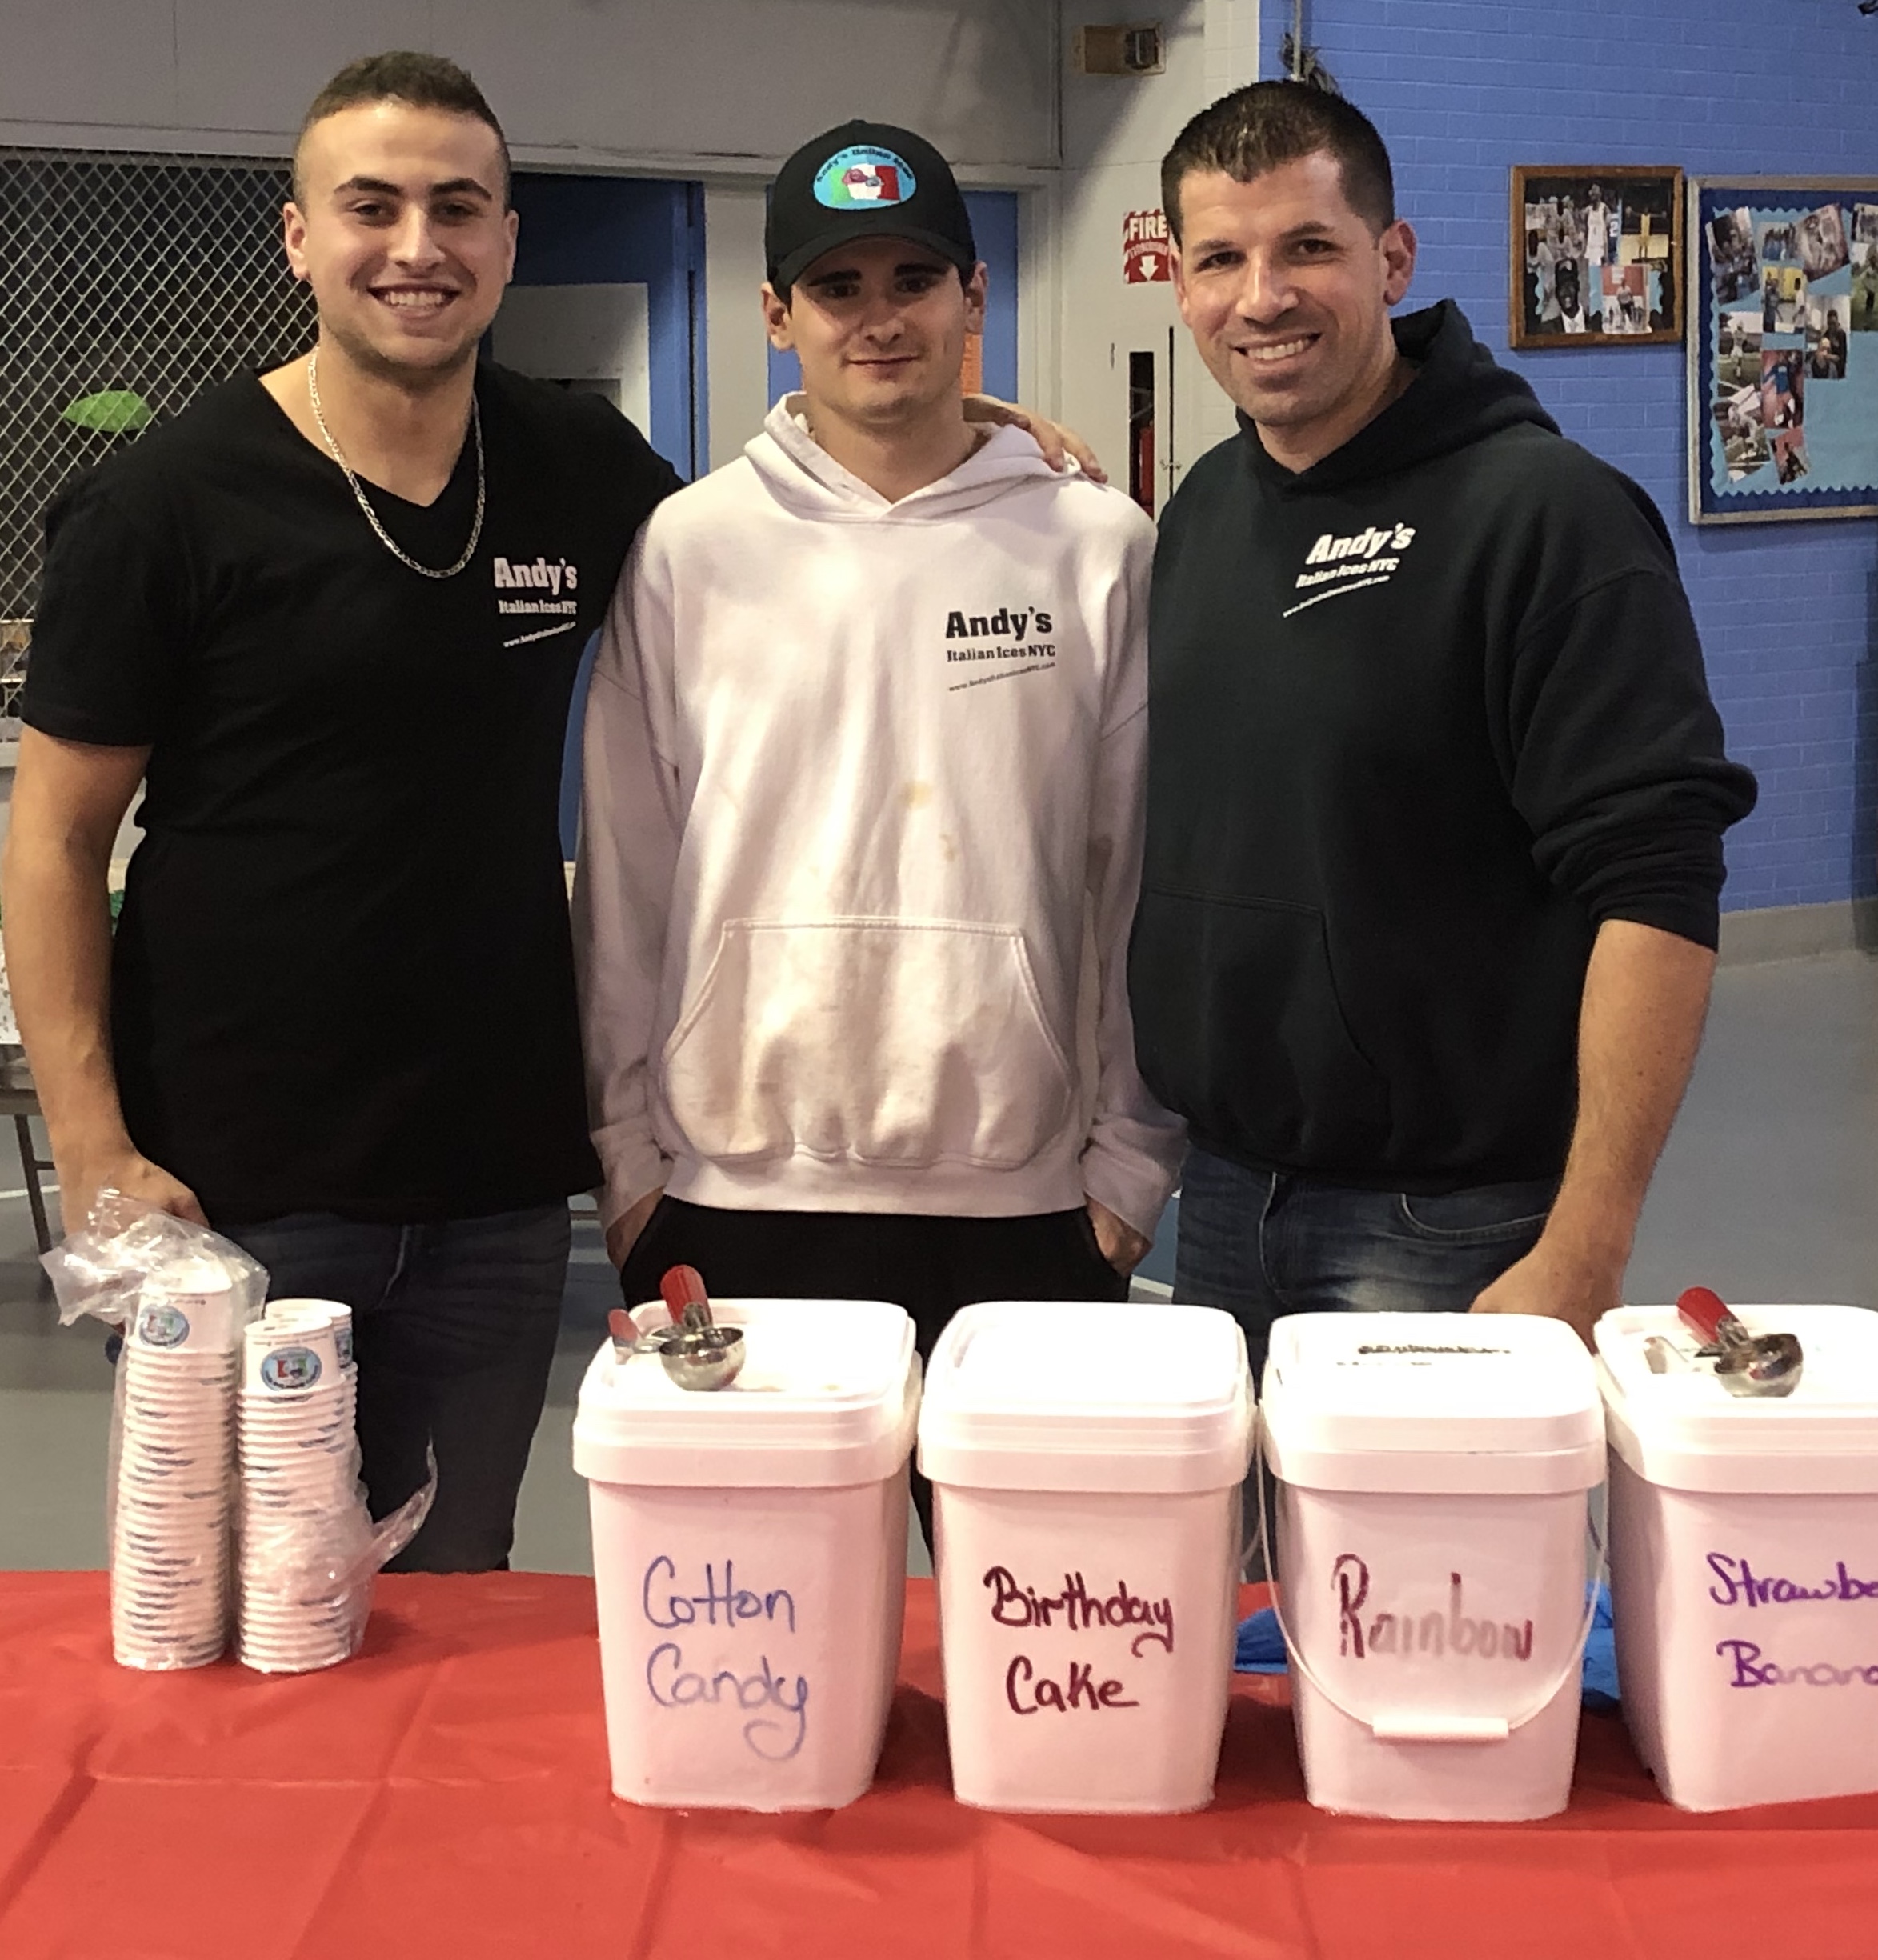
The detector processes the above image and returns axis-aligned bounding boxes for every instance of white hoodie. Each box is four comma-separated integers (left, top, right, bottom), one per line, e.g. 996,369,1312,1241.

574,399,1184,1238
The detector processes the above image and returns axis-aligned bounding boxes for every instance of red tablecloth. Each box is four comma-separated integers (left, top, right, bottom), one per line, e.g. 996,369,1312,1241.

3,1573,1877,1958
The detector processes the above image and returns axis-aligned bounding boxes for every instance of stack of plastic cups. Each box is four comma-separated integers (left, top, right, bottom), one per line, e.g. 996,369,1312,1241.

112,1267,242,1668
237,1299,363,1674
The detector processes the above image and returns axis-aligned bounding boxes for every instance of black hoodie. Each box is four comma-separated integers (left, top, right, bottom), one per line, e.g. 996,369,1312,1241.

1128,301,1758,1193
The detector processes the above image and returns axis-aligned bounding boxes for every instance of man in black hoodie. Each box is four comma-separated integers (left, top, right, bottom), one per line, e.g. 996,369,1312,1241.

1128,83,1756,1382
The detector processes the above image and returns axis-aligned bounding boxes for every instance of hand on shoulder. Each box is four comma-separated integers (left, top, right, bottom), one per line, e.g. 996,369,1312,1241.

963,395,1107,484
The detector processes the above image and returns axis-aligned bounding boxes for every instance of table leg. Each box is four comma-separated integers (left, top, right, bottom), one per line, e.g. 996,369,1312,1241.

15,1111,51,1254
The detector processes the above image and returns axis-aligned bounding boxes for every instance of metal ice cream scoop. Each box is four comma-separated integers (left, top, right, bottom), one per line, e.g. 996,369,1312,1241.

655,1266,745,1390
654,1326,745,1391
1676,1286,1803,1398
606,1275,746,1393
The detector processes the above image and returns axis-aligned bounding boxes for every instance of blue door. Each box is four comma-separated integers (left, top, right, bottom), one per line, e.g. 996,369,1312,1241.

504,174,705,854
507,174,704,478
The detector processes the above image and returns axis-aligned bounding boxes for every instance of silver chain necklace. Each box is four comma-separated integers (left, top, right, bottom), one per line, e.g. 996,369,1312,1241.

305,348,485,579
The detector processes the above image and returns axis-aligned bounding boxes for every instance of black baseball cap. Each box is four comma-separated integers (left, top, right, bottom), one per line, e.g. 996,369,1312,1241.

766,120,976,292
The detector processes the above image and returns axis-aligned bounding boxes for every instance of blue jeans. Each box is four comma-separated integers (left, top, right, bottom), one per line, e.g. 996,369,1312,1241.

220,1204,571,1574
1173,1147,1559,1391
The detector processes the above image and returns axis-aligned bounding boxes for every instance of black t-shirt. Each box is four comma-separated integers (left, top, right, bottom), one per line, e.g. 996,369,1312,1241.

22,363,681,1223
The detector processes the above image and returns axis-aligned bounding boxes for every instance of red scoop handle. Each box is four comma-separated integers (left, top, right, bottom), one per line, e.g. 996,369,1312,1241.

1677,1286,1732,1345
659,1264,710,1326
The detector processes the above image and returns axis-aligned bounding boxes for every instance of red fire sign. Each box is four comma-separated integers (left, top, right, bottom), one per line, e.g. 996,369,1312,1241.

1123,208,1173,284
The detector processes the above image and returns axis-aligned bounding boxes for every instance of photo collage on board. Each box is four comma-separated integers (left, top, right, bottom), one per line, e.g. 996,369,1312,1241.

1522,175,1674,338
1708,199,1875,491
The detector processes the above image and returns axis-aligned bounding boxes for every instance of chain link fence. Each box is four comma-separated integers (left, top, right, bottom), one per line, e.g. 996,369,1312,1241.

0,149,316,726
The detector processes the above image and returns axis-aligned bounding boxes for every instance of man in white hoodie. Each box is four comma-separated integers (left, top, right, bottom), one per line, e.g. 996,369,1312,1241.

576,122,1183,1420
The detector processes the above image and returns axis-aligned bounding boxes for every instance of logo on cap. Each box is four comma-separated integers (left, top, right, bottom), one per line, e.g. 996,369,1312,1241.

815,145,916,210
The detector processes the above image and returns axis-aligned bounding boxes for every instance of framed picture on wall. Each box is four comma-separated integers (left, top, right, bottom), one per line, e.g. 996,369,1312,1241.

1688,175,1878,523
1510,166,1683,348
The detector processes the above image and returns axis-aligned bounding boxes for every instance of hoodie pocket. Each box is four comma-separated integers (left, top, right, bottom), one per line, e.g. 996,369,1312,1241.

1130,887,1391,1162
661,918,1076,1170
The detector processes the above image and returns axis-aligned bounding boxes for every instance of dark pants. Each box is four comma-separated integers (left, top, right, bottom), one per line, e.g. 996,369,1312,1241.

220,1203,571,1574
620,1198,1128,1546
1174,1147,1556,1573
1173,1147,1558,1386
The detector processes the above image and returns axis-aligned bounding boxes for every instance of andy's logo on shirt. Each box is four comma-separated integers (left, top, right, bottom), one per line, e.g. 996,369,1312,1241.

1303,525,1414,567
495,554,581,647
945,606,1053,642
494,555,577,597
943,604,1058,691
1285,522,1416,619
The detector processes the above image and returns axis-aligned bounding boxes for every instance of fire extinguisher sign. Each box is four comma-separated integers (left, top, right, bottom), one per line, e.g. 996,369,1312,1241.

1123,209,1173,284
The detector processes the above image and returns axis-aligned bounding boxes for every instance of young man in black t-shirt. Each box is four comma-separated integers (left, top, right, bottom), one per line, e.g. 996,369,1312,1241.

4,54,1091,1573
3,55,679,1571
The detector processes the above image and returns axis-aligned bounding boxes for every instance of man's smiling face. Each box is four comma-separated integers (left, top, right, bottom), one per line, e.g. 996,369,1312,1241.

284,100,516,386
1171,150,1415,461
763,235,987,435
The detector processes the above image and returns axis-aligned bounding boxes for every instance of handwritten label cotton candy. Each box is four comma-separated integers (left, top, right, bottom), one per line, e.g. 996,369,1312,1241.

639,1554,808,1761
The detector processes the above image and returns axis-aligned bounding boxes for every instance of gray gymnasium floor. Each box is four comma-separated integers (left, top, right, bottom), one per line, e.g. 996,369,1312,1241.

2,950,1875,1578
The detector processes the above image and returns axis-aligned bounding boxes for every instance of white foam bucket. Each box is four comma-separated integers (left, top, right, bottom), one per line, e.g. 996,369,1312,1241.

918,1301,1255,1814
1600,1302,1878,1812
571,1298,919,1811
1261,1313,1604,1822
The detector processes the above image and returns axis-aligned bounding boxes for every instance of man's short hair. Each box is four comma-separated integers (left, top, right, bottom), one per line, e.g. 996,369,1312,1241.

294,51,511,206
1160,81,1395,242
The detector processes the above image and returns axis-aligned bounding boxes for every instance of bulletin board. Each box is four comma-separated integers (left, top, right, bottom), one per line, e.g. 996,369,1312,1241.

1688,176,1878,523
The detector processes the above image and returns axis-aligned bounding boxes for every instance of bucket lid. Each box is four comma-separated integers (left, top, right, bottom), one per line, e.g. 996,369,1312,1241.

1598,1304,1878,1492
571,1298,917,1489
1261,1313,1604,1494
915,1300,1255,1494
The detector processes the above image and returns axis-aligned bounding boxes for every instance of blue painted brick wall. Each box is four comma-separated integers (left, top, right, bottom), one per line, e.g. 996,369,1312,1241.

1271,0,1878,911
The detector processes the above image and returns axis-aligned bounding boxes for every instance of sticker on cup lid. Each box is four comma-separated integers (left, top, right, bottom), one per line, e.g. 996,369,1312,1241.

136,1303,190,1348
814,145,916,209
260,1346,322,1391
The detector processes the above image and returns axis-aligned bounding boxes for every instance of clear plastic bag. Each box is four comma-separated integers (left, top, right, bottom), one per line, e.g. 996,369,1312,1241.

47,1190,267,1670
235,1298,433,1673
46,1187,269,1336
47,1190,435,1674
